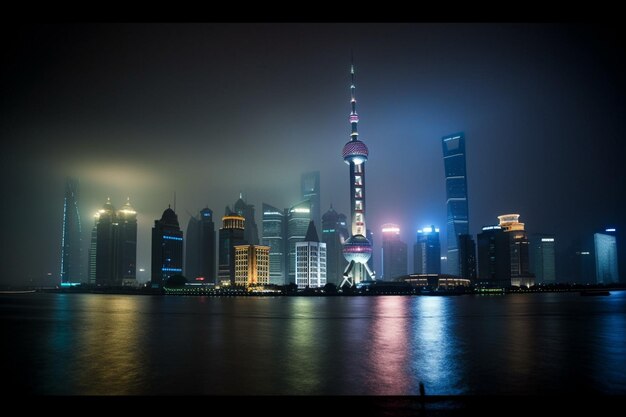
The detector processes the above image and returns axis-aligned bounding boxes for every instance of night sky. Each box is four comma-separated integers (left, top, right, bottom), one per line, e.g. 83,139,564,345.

2,23,625,285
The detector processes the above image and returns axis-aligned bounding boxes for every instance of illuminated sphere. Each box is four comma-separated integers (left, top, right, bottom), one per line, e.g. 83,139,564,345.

342,234,372,264
342,139,369,165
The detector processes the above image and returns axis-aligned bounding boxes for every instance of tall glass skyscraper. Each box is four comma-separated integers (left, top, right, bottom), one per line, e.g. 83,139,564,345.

151,207,183,288
60,178,82,284
233,194,259,245
530,233,556,284
414,226,441,274
594,230,619,284
381,224,407,280
185,207,216,282
262,203,285,285
442,132,469,276
301,171,321,231
286,199,311,284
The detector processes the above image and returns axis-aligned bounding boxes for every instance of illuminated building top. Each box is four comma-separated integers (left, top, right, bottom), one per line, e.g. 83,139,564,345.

498,214,525,231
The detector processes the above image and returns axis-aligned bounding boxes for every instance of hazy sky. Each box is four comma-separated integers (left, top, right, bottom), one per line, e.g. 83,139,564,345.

2,23,625,284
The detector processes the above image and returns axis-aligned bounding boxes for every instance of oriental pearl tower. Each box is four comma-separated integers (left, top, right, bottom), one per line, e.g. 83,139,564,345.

340,61,375,288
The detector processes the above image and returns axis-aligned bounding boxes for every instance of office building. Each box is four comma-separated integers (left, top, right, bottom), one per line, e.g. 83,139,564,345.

286,199,311,284
296,221,327,289
60,178,82,284
218,210,246,285
381,224,407,280
458,234,476,280
232,193,259,245
234,244,270,287
414,226,441,274
530,233,556,284
442,132,470,276
151,206,183,288
301,171,321,231
185,207,216,282
594,229,619,284
262,203,286,285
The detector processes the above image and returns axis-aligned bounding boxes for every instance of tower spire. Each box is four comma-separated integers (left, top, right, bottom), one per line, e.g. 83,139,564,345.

349,55,359,141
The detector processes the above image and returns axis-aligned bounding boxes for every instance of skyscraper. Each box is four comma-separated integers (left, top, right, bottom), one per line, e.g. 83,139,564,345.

594,229,619,284
530,233,556,284
232,193,259,246
458,233,477,280
218,210,245,285
477,225,510,287
498,214,534,287
442,132,470,276
322,206,347,286
262,203,285,285
286,199,311,284
60,178,82,284
185,207,216,281
414,226,441,274
301,171,321,230
95,198,118,287
117,198,137,286
87,220,97,284
381,224,407,280
296,221,327,289
341,61,375,287
234,244,270,287
151,206,183,288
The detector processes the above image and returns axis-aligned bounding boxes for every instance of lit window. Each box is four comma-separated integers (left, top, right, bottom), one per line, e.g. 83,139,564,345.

355,188,362,198
355,176,362,185
355,201,363,211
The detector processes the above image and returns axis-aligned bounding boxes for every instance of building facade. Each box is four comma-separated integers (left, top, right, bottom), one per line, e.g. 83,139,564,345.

530,233,556,284
218,211,246,285
60,178,82,284
301,171,321,231
185,207,216,282
442,132,470,276
232,194,259,246
594,230,619,284
458,233,477,280
234,245,270,287
322,206,348,286
151,206,183,288
414,226,441,274
286,199,311,284
295,221,327,289
381,224,408,280
262,203,285,285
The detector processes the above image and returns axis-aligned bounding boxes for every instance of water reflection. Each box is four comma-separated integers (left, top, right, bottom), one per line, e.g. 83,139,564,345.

367,296,410,394
411,297,462,395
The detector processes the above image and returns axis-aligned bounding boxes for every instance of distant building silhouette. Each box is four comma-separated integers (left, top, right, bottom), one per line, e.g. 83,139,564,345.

414,226,441,274
442,132,470,276
218,210,245,285
594,229,619,284
234,245,270,287
296,221,327,289
87,220,97,284
151,206,183,288
262,203,285,285
458,233,476,280
530,233,556,284
301,171,321,231
286,199,311,284
564,237,595,284
95,197,138,286
185,207,216,282
60,178,82,284
381,224,407,280
322,206,348,286
231,193,259,246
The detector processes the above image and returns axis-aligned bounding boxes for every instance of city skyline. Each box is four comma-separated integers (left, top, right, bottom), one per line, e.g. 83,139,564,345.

2,23,625,285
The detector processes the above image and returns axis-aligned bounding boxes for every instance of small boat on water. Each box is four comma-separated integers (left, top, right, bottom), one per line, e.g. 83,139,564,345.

580,290,610,296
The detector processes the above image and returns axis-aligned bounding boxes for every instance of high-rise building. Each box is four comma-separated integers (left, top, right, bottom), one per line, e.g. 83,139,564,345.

458,233,477,280
498,214,534,287
286,199,311,284
151,206,183,288
185,207,216,282
218,210,245,285
296,221,327,289
95,198,118,286
60,178,82,284
530,233,556,284
117,198,137,286
92,197,138,287
322,206,347,286
477,225,510,287
594,229,619,284
442,132,470,276
301,171,321,231
87,221,97,284
261,203,285,285
234,245,270,287
565,237,595,284
381,224,407,280
341,61,375,287
232,193,259,246
367,228,375,275
414,225,441,274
